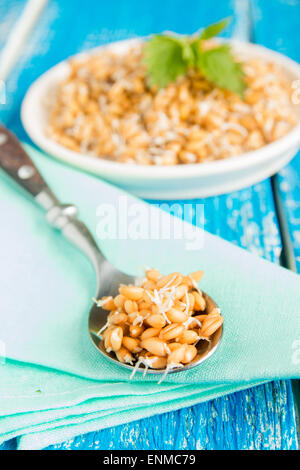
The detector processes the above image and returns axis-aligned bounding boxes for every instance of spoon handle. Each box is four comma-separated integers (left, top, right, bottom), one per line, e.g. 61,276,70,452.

0,125,104,270
0,125,55,200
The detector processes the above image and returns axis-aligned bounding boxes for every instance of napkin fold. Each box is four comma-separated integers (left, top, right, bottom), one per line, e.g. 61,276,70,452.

0,144,299,449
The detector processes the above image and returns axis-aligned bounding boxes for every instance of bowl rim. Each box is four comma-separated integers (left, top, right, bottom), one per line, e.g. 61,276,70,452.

21,37,300,181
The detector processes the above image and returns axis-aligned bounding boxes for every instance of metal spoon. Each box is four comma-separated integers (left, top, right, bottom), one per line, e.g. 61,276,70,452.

0,125,223,376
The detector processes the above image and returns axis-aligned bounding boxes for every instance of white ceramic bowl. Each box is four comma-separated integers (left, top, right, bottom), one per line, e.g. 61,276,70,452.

21,38,300,200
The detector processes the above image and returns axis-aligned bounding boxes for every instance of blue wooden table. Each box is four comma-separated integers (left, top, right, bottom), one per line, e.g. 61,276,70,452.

0,0,299,450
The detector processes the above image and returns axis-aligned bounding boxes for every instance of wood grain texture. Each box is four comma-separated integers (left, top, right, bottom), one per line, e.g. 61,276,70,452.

252,0,300,272
0,0,298,450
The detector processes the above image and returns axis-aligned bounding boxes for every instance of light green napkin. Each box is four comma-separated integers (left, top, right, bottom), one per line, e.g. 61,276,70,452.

0,144,299,449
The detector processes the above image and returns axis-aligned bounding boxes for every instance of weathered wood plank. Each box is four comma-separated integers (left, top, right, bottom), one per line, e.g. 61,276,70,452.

253,0,300,272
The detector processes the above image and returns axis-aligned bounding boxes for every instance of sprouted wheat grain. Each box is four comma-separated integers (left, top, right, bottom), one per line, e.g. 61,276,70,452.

95,269,223,376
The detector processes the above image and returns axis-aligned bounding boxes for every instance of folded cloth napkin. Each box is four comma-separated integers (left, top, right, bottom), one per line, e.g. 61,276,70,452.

0,360,268,449
0,144,299,449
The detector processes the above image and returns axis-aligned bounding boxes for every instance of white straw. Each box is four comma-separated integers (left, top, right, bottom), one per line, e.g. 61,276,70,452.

0,0,48,81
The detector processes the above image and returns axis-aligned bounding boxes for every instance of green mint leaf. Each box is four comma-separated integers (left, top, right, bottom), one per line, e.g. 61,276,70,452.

196,44,246,96
181,39,195,66
200,18,229,40
143,35,187,88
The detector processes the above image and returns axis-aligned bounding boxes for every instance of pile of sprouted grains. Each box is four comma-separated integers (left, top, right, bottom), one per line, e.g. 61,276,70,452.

47,35,296,165
94,269,223,382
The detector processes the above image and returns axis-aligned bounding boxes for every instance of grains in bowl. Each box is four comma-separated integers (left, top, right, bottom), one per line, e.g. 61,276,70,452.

47,43,296,165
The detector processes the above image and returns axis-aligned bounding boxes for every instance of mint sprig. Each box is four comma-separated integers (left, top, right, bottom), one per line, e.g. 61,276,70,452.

143,18,246,97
